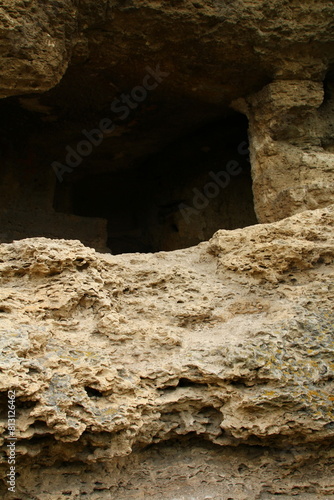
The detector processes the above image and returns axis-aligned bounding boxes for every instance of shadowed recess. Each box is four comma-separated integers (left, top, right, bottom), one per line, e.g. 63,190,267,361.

54,112,257,253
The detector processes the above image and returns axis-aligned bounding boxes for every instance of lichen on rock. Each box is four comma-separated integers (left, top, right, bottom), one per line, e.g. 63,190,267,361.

0,206,334,498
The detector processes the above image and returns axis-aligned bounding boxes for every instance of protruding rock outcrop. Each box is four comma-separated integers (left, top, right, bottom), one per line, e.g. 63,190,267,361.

0,206,333,498
1,1,334,251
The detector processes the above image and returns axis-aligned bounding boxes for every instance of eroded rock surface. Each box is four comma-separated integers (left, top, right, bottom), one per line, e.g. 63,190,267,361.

0,206,333,498
234,80,334,222
1,1,334,498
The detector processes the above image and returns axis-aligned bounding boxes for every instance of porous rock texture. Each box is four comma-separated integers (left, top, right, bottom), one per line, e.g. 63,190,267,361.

0,205,334,499
233,79,334,222
1,0,334,498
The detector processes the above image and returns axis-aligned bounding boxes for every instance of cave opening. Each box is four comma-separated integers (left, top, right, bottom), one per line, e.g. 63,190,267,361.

54,112,258,254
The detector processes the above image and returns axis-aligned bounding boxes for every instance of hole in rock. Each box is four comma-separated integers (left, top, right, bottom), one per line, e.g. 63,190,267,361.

84,386,104,398
15,398,37,410
177,378,193,387
54,112,257,253
0,306,11,313
159,377,209,391
29,419,50,435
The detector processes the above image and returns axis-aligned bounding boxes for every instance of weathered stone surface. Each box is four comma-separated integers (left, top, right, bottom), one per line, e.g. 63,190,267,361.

1,1,334,498
0,205,333,498
0,0,77,98
1,0,334,245
233,80,334,222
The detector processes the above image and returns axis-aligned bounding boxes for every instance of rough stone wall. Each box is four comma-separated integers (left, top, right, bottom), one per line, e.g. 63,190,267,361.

1,1,334,241
0,0,77,98
0,206,334,498
233,80,334,222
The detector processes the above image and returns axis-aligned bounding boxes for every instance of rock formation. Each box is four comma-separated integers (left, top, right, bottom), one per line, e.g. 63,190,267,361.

1,0,334,252
0,0,334,498
0,206,334,498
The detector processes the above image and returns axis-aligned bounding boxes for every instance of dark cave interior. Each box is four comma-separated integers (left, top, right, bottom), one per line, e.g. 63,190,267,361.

53,113,257,253
0,88,257,254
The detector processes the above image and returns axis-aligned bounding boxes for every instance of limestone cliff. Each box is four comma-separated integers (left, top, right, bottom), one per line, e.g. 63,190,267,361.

0,206,334,498
1,1,334,499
